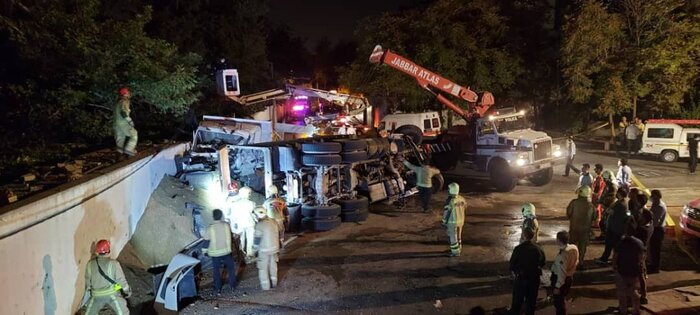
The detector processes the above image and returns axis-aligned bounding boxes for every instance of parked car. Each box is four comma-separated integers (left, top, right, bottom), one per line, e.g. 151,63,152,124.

679,198,700,238
640,119,700,162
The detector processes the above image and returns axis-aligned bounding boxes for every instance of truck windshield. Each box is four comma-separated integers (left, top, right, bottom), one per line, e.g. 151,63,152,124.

493,115,528,133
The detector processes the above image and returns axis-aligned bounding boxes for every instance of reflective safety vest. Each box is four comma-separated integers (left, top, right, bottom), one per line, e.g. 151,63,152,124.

443,195,467,226
86,258,126,297
205,221,232,257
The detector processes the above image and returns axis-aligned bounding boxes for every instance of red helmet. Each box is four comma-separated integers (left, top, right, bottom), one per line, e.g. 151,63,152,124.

95,239,111,255
118,87,130,97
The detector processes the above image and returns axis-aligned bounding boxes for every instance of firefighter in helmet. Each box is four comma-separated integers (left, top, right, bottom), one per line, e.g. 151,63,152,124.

263,185,288,246
253,206,281,290
83,239,131,315
113,87,138,156
443,182,467,256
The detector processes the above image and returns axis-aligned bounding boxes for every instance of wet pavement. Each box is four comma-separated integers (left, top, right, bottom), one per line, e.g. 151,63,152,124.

182,151,700,314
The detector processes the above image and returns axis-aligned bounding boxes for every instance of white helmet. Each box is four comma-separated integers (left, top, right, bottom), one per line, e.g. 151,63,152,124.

238,187,252,199
254,206,267,219
521,203,536,217
448,182,460,195
267,185,278,196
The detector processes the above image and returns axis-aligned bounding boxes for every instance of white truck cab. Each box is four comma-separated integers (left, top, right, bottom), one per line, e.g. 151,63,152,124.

640,120,700,162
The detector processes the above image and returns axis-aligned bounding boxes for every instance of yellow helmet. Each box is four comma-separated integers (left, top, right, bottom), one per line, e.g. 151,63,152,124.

521,203,536,217
448,182,460,195
577,185,592,198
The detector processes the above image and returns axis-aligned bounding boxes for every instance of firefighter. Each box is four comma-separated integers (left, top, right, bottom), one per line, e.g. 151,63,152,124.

203,209,237,294
520,203,540,243
443,182,467,257
253,206,281,290
597,170,618,240
83,239,131,315
401,158,441,212
113,87,138,156
228,187,257,261
566,186,596,268
263,185,288,246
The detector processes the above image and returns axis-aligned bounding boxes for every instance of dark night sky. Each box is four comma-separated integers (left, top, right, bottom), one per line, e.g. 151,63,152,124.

269,0,419,47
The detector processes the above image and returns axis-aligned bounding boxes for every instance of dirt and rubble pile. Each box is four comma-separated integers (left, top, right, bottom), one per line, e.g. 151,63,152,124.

121,175,217,269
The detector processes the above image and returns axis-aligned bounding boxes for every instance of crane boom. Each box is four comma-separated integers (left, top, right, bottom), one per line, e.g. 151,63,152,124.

369,45,494,118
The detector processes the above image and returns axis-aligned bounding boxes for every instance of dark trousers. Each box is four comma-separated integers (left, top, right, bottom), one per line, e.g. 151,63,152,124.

627,139,636,156
564,155,577,176
418,186,431,212
553,277,573,315
600,231,622,262
690,151,698,173
211,254,237,292
511,276,540,315
648,228,664,272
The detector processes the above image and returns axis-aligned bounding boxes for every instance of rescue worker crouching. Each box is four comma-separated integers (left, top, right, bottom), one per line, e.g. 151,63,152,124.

443,182,467,257
263,185,288,247
113,87,138,156
203,209,237,295
253,206,281,290
227,186,257,262
83,239,131,315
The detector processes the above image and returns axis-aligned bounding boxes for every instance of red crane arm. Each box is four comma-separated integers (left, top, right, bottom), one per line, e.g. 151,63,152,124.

369,45,494,118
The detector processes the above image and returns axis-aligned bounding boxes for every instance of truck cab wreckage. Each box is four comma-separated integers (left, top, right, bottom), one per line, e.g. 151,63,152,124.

369,45,562,191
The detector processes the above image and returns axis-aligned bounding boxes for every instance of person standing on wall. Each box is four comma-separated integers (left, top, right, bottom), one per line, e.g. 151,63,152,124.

113,87,138,156
83,239,132,315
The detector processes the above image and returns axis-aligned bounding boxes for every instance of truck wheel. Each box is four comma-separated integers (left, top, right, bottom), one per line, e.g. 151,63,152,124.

301,142,341,154
431,173,444,194
341,150,368,163
301,204,342,218
489,160,517,192
529,167,553,186
395,125,423,145
335,139,367,152
341,208,369,222
660,150,678,163
302,217,342,231
302,154,341,166
332,195,369,211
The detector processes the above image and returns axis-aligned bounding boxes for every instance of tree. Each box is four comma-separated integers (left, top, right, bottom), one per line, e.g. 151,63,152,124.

0,0,201,158
340,0,523,116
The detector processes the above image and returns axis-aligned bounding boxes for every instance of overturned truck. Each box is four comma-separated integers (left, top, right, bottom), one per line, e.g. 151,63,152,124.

178,116,440,232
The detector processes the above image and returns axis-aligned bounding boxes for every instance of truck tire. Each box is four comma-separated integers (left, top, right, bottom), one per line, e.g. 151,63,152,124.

341,208,370,222
332,195,369,211
660,150,678,163
489,160,517,192
431,173,444,194
528,167,553,186
302,217,342,231
301,142,341,154
395,125,423,145
301,204,342,218
335,139,367,152
302,154,341,166
341,150,368,163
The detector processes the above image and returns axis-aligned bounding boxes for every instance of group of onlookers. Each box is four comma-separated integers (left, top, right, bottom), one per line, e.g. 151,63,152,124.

618,116,646,156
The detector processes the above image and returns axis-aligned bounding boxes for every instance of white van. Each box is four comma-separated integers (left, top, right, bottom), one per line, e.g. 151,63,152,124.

379,111,442,142
640,119,700,162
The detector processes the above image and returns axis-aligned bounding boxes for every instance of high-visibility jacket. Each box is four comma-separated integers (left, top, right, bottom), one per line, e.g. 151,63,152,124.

113,98,132,126
204,221,232,257
228,198,256,233
567,197,595,233
264,197,287,229
402,161,440,188
254,218,280,254
85,257,130,297
443,195,467,226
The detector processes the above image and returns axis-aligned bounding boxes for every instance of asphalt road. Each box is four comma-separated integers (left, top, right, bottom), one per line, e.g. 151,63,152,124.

182,150,700,314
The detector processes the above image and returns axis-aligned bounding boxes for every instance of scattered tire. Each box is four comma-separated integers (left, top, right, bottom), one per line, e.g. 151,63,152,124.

301,204,342,218
301,142,341,154
529,167,553,186
302,154,341,166
395,125,423,145
302,217,342,231
431,173,444,194
660,150,678,163
332,195,369,211
341,208,369,222
335,139,367,152
489,159,517,192
341,150,368,163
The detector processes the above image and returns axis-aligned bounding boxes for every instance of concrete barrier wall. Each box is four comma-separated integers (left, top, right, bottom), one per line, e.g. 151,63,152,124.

0,144,188,315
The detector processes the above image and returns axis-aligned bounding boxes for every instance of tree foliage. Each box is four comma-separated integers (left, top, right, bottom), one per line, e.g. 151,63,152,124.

340,0,523,113
0,0,202,149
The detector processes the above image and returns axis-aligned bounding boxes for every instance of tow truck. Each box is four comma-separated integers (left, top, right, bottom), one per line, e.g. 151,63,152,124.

369,45,562,191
